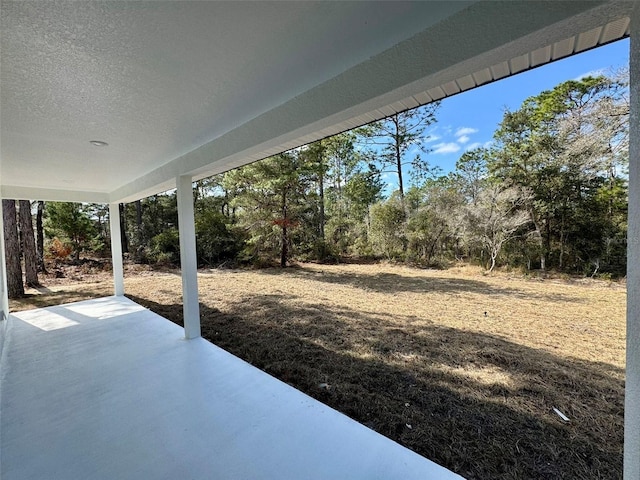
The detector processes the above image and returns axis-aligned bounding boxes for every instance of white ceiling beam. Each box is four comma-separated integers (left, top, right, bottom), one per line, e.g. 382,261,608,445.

1,186,110,203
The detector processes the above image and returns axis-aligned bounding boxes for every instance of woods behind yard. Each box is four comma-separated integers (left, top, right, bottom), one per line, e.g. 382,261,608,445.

3,73,628,299
11,262,626,479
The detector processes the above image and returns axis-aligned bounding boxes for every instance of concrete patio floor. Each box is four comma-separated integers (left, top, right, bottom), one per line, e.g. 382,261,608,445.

0,296,462,479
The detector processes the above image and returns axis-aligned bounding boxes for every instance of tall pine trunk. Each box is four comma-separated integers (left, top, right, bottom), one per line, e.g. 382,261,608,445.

280,189,289,268
3,200,25,298
18,200,39,287
316,139,326,242
318,170,325,242
119,203,128,253
395,142,404,201
280,224,288,268
280,190,288,268
36,201,47,273
132,200,143,261
530,209,546,271
135,200,142,229
391,115,406,206
543,216,552,271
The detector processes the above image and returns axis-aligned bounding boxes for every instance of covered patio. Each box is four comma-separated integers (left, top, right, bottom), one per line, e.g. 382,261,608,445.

1,1,639,478
2,296,462,479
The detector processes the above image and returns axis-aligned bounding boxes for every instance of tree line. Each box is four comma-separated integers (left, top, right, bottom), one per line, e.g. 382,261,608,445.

2,72,629,297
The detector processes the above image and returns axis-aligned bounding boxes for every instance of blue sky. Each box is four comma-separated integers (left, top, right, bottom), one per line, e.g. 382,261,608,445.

398,38,629,185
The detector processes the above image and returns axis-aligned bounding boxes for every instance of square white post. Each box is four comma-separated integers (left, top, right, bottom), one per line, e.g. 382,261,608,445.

177,175,201,339
0,198,8,320
627,6,640,479
109,203,125,297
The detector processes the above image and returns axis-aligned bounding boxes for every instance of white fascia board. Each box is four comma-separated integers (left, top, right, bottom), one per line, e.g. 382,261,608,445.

110,1,628,204
0,185,111,203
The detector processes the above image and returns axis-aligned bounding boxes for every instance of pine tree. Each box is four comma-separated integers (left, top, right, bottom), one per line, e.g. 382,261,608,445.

44,202,96,261
36,201,47,273
360,104,439,203
3,199,24,298
18,200,39,287
225,151,312,267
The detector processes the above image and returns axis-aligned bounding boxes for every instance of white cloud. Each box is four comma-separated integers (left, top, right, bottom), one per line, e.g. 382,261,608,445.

575,69,605,81
465,140,493,152
432,142,461,155
424,134,441,143
457,135,470,144
455,127,478,138
407,145,422,157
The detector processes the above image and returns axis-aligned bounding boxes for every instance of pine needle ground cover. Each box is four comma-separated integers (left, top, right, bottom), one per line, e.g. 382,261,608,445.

12,263,625,479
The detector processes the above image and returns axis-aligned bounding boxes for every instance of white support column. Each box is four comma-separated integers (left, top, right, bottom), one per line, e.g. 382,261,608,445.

627,6,640,480
109,203,125,297
0,199,8,320
177,175,201,339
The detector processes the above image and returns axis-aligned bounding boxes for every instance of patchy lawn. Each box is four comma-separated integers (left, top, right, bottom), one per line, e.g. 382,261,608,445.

11,262,626,479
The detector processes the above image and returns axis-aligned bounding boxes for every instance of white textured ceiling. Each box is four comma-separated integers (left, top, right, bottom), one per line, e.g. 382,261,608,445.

0,1,634,203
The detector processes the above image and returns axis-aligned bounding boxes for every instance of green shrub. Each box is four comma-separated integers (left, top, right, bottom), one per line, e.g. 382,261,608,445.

195,210,244,266
149,229,181,265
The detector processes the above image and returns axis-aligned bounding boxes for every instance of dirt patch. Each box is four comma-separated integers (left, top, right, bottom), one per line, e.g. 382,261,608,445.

11,262,626,479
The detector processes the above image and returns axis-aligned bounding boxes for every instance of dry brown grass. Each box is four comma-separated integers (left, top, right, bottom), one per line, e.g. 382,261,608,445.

11,262,626,479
